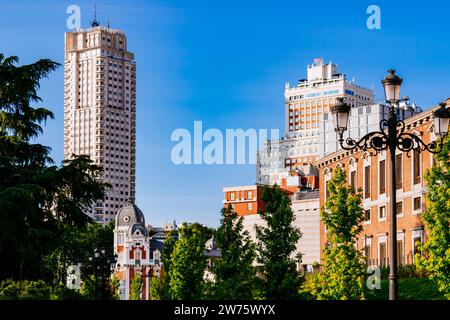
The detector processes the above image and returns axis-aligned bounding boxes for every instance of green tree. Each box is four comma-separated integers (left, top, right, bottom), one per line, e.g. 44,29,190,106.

149,276,163,300
0,54,109,281
208,205,256,299
255,185,303,299
160,230,178,299
314,167,366,300
0,279,84,300
43,221,115,288
0,279,51,300
49,283,84,300
168,223,210,299
0,54,60,280
130,273,142,300
79,275,97,300
108,275,120,300
416,135,450,299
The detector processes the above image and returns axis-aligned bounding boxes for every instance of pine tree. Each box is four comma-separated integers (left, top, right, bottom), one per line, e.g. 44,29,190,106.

130,273,142,300
416,135,450,299
0,54,109,280
149,276,162,300
255,185,303,299
209,205,256,299
314,167,366,300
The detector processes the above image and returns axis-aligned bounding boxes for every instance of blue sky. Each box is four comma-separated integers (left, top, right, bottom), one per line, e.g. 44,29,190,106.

1,0,449,227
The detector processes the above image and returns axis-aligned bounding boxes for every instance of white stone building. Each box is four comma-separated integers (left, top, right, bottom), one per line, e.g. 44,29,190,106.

319,98,422,158
257,58,374,185
113,204,163,300
239,190,320,272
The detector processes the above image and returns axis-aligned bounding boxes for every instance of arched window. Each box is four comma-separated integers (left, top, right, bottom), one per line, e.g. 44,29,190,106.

347,157,357,192
134,249,141,261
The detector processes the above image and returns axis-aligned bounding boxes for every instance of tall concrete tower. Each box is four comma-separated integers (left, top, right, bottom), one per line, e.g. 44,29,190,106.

64,22,136,223
257,59,374,184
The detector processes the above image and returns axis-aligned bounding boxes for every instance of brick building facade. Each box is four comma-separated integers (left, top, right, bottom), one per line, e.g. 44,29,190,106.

316,101,448,267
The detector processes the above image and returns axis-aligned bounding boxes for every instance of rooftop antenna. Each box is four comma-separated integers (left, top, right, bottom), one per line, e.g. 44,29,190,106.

91,4,100,27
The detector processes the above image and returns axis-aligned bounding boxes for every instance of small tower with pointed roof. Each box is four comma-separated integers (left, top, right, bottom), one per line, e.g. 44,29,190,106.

114,203,151,300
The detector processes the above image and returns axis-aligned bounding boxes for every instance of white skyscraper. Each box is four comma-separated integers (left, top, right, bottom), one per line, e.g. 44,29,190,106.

257,59,374,185
64,21,136,223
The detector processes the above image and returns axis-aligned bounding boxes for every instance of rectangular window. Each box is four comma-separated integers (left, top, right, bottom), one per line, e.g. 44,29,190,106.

364,244,371,260
247,203,253,211
326,181,330,199
379,206,386,219
414,197,421,211
379,160,386,195
364,166,371,199
134,250,141,261
365,209,371,222
396,202,403,216
414,150,421,184
397,240,404,266
396,154,403,189
247,191,252,199
380,242,387,267
230,192,235,200
350,171,356,192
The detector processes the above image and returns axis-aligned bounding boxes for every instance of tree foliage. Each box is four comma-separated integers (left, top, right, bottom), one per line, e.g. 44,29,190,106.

130,273,143,300
160,230,178,299
255,185,303,299
314,167,366,300
0,53,110,281
0,279,84,300
416,135,450,299
43,221,115,285
149,276,163,300
207,205,256,299
168,223,211,299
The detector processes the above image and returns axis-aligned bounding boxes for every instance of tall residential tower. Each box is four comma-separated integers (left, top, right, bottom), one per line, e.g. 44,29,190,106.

64,23,136,223
257,58,374,185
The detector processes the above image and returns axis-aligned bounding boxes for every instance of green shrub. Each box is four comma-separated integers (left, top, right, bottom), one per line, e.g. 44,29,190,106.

0,279,51,300
50,283,84,300
0,279,84,300
378,264,427,280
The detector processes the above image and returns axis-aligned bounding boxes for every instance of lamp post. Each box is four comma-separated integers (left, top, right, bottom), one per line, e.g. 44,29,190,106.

330,69,450,300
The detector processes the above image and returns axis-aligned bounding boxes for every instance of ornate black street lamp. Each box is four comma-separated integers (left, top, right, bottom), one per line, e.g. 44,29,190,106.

330,69,450,300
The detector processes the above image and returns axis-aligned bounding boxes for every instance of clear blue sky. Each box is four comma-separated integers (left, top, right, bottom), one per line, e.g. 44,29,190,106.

1,0,449,227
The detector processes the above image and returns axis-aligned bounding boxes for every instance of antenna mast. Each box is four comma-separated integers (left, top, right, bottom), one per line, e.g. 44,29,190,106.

91,4,99,27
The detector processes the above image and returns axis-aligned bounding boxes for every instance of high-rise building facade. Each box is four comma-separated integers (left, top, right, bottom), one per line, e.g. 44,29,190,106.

257,58,374,184
319,98,422,158
64,24,136,223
